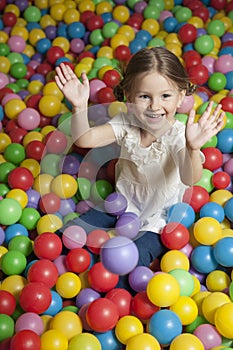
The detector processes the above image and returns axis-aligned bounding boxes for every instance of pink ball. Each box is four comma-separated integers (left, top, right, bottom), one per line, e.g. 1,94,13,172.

194,324,222,349
53,255,69,275
176,95,194,113
8,35,26,53
15,312,44,335
2,93,21,106
0,72,9,89
62,225,87,249
214,54,233,74
89,79,107,103
17,107,41,130
159,10,173,23
202,55,216,74
70,38,85,53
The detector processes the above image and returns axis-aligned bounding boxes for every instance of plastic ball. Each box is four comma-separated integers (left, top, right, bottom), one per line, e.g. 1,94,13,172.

208,72,227,91
6,188,28,209
50,310,82,341
210,189,232,206
27,259,58,289
36,214,62,234
161,250,190,272
40,329,68,350
202,147,223,171
39,193,61,214
207,19,225,37
15,312,44,335
100,236,139,275
19,282,52,314
160,222,190,250
146,273,180,307
170,333,205,350
66,248,91,273
88,261,119,293
199,202,225,222
167,202,195,228
126,333,160,350
206,270,231,292
214,54,233,74
214,303,233,339
170,295,198,325
4,142,26,164
86,298,119,332
8,167,34,191
131,291,160,321
148,309,182,345
191,245,218,274
56,272,81,299
68,333,101,350
178,23,197,44
86,229,110,255
62,225,87,249
105,288,132,318
10,329,41,350
194,35,214,55
115,212,140,239
8,235,33,257
213,237,233,267
193,217,222,245
0,198,22,225
0,290,16,315
115,315,143,345
183,185,209,213
51,174,78,199
224,196,233,222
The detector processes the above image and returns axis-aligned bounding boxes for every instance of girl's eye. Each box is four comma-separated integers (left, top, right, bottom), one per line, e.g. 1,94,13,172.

162,94,171,99
139,94,150,99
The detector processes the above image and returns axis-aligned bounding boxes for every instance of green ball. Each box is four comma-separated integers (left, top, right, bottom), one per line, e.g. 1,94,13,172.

149,0,164,12
0,162,16,183
0,314,14,342
62,305,79,313
1,250,27,275
175,113,188,124
208,72,227,91
201,135,218,149
4,143,26,165
143,5,160,20
225,112,233,129
10,62,27,79
8,236,33,257
63,212,79,225
185,315,207,333
6,83,21,93
87,68,98,80
0,43,10,56
19,207,41,230
77,177,91,200
93,57,112,69
58,112,72,136
0,198,22,225
195,169,214,192
148,38,165,47
23,6,41,22
194,35,214,55
102,22,119,38
40,154,62,176
16,78,29,89
89,29,104,46
126,0,141,9
207,19,225,37
0,183,10,197
175,6,192,22
7,52,24,64
169,269,194,296
91,179,113,203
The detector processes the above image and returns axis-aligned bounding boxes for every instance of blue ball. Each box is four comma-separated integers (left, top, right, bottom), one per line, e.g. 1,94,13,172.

36,38,51,54
219,46,233,57
148,309,182,345
94,330,122,350
224,197,233,222
217,129,233,153
199,202,225,222
163,17,179,33
167,203,195,228
129,39,146,54
213,237,233,267
57,23,68,38
226,71,233,90
191,245,219,273
135,30,152,43
43,290,63,316
101,12,113,23
67,22,86,39
5,223,28,245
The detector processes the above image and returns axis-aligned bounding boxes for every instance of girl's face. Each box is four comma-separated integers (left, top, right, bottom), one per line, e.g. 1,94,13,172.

127,71,186,137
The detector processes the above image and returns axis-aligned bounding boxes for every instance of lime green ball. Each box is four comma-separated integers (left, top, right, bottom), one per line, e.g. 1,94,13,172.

175,6,192,23
225,112,233,129
185,315,207,333
63,212,79,225
0,198,22,225
0,162,16,183
0,314,14,342
175,113,188,124
195,169,214,192
40,154,62,176
16,78,29,89
94,57,112,69
6,83,21,93
201,135,218,149
4,143,26,165
24,6,41,22
87,68,98,80
1,250,27,275
19,207,41,230
0,43,10,56
7,52,24,64
102,22,119,38
143,6,160,20
149,0,165,12
126,0,141,9
77,177,91,200
207,19,226,37
10,62,27,79
89,29,104,46
194,35,214,55
208,72,227,92
8,236,33,257
0,183,10,197
91,179,113,203
148,38,165,47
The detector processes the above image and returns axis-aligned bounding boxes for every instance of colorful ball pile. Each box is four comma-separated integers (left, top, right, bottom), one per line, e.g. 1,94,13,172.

1,0,233,349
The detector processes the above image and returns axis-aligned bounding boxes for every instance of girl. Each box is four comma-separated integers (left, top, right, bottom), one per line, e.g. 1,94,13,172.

55,47,224,267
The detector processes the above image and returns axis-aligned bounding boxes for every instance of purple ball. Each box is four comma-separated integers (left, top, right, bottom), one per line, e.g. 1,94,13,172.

128,266,154,292
75,288,100,308
59,155,80,175
59,198,76,216
70,38,85,54
100,236,139,275
44,25,57,40
26,189,40,209
0,227,5,245
76,200,94,214
134,1,147,13
15,0,29,11
104,192,128,216
115,212,140,239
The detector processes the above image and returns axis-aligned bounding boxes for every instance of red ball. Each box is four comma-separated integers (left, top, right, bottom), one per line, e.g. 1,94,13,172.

33,232,63,260
44,130,68,154
185,0,204,10
183,185,210,212
188,64,209,85
192,6,210,22
183,51,202,70
39,193,61,214
77,51,95,62
27,259,58,289
10,330,41,350
25,65,35,80
2,12,17,27
26,140,45,161
160,222,190,250
178,23,197,44
220,96,233,113
88,261,119,293
36,62,53,76
80,10,95,25
105,288,132,317
131,291,160,321
210,0,227,10
86,14,104,31
212,171,231,189
9,127,27,144
8,167,34,191
19,282,52,314
0,0,7,11
97,87,116,103
26,94,42,109
66,248,91,273
0,87,13,102
46,46,65,65
0,290,16,315
127,13,143,30
114,45,131,61
86,298,119,332
202,147,223,171
86,229,110,255
103,69,121,88
78,161,98,181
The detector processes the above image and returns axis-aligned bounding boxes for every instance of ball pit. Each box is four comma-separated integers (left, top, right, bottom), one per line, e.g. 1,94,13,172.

1,0,233,349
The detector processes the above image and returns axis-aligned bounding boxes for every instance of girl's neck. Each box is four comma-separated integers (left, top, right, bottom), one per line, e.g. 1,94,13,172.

140,129,157,147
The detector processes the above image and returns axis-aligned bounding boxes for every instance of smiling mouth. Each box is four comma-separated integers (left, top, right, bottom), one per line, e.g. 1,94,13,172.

144,112,165,119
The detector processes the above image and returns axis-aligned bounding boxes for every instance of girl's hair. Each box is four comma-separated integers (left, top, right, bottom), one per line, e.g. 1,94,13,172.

114,46,196,102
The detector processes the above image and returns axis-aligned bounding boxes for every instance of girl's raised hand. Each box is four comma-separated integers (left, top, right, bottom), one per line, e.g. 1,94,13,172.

185,101,225,150
55,63,90,109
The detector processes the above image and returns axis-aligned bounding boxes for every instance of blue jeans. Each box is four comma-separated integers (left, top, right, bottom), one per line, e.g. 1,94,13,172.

58,207,166,267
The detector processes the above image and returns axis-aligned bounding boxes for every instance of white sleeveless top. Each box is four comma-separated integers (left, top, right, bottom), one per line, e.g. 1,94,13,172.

108,112,192,233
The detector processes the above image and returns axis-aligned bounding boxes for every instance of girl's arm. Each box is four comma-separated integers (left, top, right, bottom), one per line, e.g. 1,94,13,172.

55,63,116,148
178,101,225,186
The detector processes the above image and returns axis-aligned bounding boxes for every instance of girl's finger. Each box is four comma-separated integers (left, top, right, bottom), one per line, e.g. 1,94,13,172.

187,109,195,125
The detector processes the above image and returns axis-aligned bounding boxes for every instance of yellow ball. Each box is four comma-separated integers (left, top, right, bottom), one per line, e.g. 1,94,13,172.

165,43,182,57
43,81,64,101
170,333,204,350
192,291,211,316
23,131,43,147
170,296,198,325
36,214,63,234
147,273,180,307
23,44,35,58
96,1,113,15
164,0,174,10
115,315,144,345
97,46,113,59
69,333,101,350
118,25,135,42
141,18,160,36
4,99,26,120
33,173,54,195
56,272,81,298
206,270,231,292
5,4,20,16
222,228,233,237
63,8,80,24
112,5,130,24
0,133,11,153
215,302,233,339
40,14,56,28
1,275,27,300
74,63,91,78
110,33,129,49
11,26,29,41
51,174,78,199
6,189,28,208
190,275,201,296
193,217,222,245
98,65,113,79
108,101,128,118
41,315,53,332
38,95,61,117
40,329,68,350
50,4,67,21
193,93,204,110
188,16,204,28
28,28,46,46
79,57,94,68
0,31,8,43
160,250,190,272
21,159,41,178
126,333,160,350
52,36,70,53
78,0,95,13
202,291,231,324
27,80,44,95
210,189,232,206
40,125,56,137
50,311,83,340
